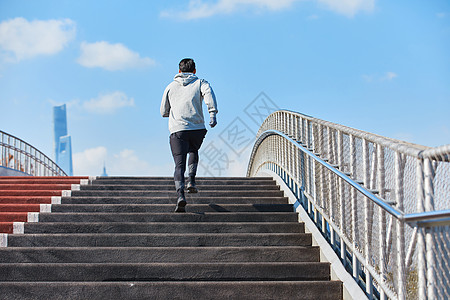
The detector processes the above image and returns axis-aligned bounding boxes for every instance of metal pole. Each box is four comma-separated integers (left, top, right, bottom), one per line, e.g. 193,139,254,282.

424,158,437,299
378,144,387,300
350,134,359,280
319,125,326,231
395,152,406,300
363,139,373,297
338,131,346,265
416,157,427,300
328,127,335,247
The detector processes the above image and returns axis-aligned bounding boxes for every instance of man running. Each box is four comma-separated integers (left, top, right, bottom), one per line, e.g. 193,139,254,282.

161,58,218,212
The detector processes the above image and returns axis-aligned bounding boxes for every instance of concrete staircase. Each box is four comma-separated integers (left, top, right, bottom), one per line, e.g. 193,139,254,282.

0,176,89,233
0,176,342,300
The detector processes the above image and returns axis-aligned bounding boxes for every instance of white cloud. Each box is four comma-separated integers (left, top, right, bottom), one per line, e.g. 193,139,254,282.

383,71,397,80
73,146,107,176
77,41,154,71
363,71,398,82
0,17,75,62
161,0,299,19
110,149,154,175
436,12,447,18
317,0,374,17
161,0,375,20
83,91,135,114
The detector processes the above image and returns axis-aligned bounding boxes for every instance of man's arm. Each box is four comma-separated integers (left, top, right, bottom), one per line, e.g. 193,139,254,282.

200,80,218,127
160,85,171,117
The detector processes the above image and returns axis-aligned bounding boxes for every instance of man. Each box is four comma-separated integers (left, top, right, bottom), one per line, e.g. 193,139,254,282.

161,58,218,212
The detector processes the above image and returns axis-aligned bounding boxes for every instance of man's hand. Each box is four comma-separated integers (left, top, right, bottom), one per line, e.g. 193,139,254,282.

209,115,217,128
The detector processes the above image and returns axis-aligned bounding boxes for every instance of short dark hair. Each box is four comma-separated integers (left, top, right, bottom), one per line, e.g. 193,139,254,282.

179,58,196,73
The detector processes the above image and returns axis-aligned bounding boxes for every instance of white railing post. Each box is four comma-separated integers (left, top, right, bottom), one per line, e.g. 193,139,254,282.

328,127,335,247
363,139,373,297
338,131,346,265
416,157,427,300
424,158,437,300
350,134,359,280
377,144,387,300
319,125,326,231
395,152,406,300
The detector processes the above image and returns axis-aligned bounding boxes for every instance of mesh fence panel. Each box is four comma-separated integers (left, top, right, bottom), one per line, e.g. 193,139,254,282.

433,226,450,299
435,162,450,211
249,111,450,300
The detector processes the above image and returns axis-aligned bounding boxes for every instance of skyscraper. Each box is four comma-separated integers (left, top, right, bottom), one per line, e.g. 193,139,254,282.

101,163,108,177
53,104,73,176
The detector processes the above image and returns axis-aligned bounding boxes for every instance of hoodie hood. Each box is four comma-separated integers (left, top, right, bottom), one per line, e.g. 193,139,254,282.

174,73,198,86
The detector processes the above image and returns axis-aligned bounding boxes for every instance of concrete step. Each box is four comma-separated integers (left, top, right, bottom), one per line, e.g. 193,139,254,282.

0,196,52,204
0,212,28,222
37,212,299,223
7,233,312,247
71,190,285,197
0,176,88,180
0,204,41,212
22,222,304,234
91,179,276,186
0,246,318,263
0,190,62,197
94,176,274,180
0,222,13,234
0,179,86,185
80,184,280,191
50,204,294,213
0,281,342,300
62,196,289,205
0,184,73,190
0,262,330,282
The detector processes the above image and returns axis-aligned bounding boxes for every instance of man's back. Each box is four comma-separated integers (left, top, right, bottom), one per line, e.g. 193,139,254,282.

161,72,217,134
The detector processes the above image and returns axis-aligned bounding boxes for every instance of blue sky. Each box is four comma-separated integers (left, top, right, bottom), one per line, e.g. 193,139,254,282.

1,0,449,176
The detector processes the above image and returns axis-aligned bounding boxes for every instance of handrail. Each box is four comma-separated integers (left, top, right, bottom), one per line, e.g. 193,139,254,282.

266,109,441,160
248,110,450,300
252,130,405,219
0,130,66,176
250,129,450,226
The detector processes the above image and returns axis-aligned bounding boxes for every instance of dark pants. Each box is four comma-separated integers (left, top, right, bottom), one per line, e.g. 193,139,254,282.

170,129,207,190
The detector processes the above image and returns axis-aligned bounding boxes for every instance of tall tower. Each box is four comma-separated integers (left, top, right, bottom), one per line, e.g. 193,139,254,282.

53,104,73,176
101,162,108,177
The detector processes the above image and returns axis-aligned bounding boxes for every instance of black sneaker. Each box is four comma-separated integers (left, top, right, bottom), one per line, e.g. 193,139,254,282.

175,196,187,213
186,178,198,193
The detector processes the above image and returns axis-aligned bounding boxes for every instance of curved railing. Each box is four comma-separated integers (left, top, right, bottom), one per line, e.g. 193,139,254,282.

0,130,67,176
247,110,450,300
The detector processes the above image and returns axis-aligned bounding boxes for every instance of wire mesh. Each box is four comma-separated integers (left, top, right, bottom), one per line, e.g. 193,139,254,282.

433,226,450,299
248,110,450,300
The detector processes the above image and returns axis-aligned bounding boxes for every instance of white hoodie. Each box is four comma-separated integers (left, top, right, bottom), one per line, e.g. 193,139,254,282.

161,73,218,134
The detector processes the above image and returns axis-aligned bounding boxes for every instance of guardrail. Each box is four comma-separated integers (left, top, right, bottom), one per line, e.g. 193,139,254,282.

0,130,67,176
247,110,450,300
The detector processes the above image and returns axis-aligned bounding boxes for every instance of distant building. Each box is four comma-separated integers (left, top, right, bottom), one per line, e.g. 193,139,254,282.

101,163,108,177
53,104,73,176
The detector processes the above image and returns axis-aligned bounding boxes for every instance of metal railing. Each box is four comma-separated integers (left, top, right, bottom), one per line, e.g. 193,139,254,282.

0,130,67,176
247,110,450,300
